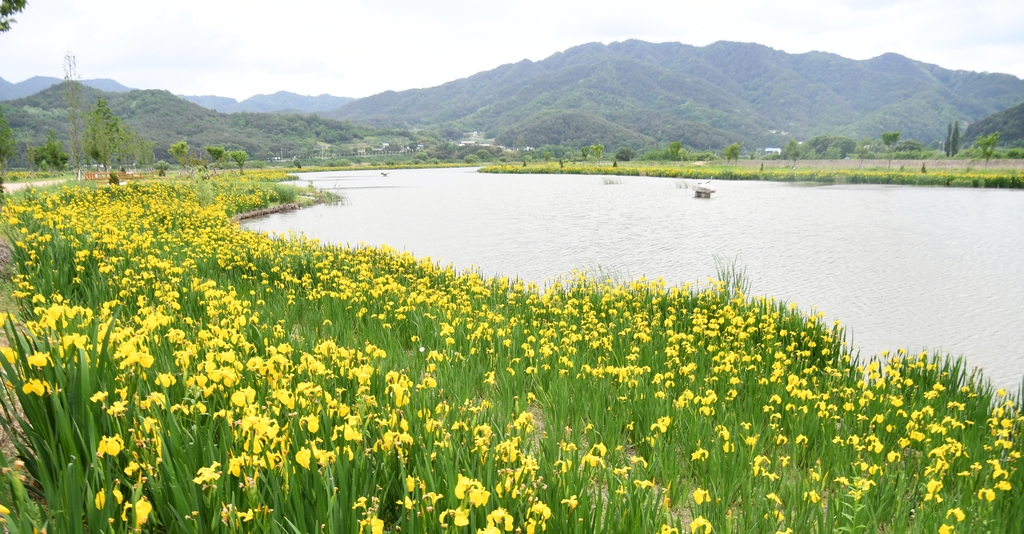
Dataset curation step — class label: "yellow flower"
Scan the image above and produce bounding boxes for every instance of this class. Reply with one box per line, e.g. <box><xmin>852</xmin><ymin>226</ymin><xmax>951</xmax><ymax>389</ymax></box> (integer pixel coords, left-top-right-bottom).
<box><xmin>651</xmin><ymin>416</ymin><xmax>671</xmax><ymax>433</ymax></box>
<box><xmin>26</xmin><ymin>352</ymin><xmax>49</xmax><ymax>367</ymax></box>
<box><xmin>155</xmin><ymin>373</ymin><xmax>176</xmax><ymax>387</ymax></box>
<box><xmin>803</xmin><ymin>490</ymin><xmax>821</xmax><ymax>504</ymax></box>
<box><xmin>487</xmin><ymin>508</ymin><xmax>515</xmax><ymax>531</ymax></box>
<box><xmin>977</xmin><ymin>488</ymin><xmax>995</xmax><ymax>502</ymax></box>
<box><xmin>406</xmin><ymin>475</ymin><xmax>416</xmax><ymax>493</ymax></box>
<box><xmin>690</xmin><ymin>515</ymin><xmax>713</xmax><ymax>534</ymax></box>
<box><xmin>469</xmin><ymin>487</ymin><xmax>490</xmax><ymax>508</ymax></box>
<box><xmin>939</xmin><ymin>524</ymin><xmax>955</xmax><ymax>534</ymax></box>
<box><xmin>95</xmin><ymin>490</ymin><xmax>106</xmax><ymax>510</ymax></box>
<box><xmin>97</xmin><ymin>435</ymin><xmax>124</xmax><ymax>457</ymax></box>
<box><xmin>693</xmin><ymin>488</ymin><xmax>710</xmax><ymax>505</ymax></box>
<box><xmin>561</xmin><ymin>495</ymin><xmax>578</xmax><ymax>510</ymax></box>
<box><xmin>134</xmin><ymin>498</ymin><xmax>153</xmax><ymax>527</ymax></box>
<box><xmin>193</xmin><ymin>462</ymin><xmax>222</xmax><ymax>485</ymax></box>
<box><xmin>21</xmin><ymin>379</ymin><xmax>47</xmax><ymax>396</ymax></box>
<box><xmin>945</xmin><ymin>508</ymin><xmax>965</xmax><ymax>522</ymax></box>
<box><xmin>690</xmin><ymin>448</ymin><xmax>709</xmax><ymax>461</ymax></box>
<box><xmin>295</xmin><ymin>448</ymin><xmax>312</xmax><ymax>470</ymax></box>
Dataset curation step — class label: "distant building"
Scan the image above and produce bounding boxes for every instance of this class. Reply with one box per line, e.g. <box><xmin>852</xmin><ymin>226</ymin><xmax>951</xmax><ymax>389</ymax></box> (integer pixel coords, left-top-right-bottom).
<box><xmin>765</xmin><ymin>147</ymin><xmax>782</xmax><ymax>154</ymax></box>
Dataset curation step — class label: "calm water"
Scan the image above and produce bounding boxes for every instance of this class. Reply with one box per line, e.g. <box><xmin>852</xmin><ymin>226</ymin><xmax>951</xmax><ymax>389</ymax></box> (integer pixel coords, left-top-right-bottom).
<box><xmin>244</xmin><ymin>168</ymin><xmax>1024</xmax><ymax>390</ymax></box>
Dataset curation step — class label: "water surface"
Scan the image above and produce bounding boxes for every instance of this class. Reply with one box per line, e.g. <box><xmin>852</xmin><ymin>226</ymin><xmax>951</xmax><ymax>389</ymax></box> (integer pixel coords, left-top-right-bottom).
<box><xmin>244</xmin><ymin>168</ymin><xmax>1024</xmax><ymax>390</ymax></box>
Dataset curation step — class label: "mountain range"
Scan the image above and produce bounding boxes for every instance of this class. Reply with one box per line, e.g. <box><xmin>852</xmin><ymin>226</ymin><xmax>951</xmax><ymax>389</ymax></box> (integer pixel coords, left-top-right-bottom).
<box><xmin>0</xmin><ymin>76</ymin><xmax>132</xmax><ymax>100</ymax></box>
<box><xmin>4</xmin><ymin>40</ymin><xmax>1024</xmax><ymax>154</ymax></box>
<box><xmin>322</xmin><ymin>40</ymin><xmax>1024</xmax><ymax>149</ymax></box>
<box><xmin>1</xmin><ymin>85</ymin><xmax>418</xmax><ymax>162</ymax></box>
<box><xmin>179</xmin><ymin>92</ymin><xmax>354</xmax><ymax>114</ymax></box>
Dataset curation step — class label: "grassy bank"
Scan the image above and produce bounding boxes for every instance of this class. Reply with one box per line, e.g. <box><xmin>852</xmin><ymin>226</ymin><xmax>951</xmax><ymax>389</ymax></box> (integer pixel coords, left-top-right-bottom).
<box><xmin>0</xmin><ymin>181</ymin><xmax>1019</xmax><ymax>533</ymax></box>
<box><xmin>480</xmin><ymin>163</ymin><xmax>1024</xmax><ymax>189</ymax></box>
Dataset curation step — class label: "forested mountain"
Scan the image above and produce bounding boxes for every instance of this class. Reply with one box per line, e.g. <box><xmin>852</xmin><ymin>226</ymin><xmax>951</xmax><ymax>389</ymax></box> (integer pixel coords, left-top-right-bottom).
<box><xmin>323</xmin><ymin>40</ymin><xmax>1024</xmax><ymax>150</ymax></box>
<box><xmin>965</xmin><ymin>101</ymin><xmax>1024</xmax><ymax>148</ymax></box>
<box><xmin>0</xmin><ymin>76</ymin><xmax>132</xmax><ymax>100</ymax></box>
<box><xmin>1</xmin><ymin>84</ymin><xmax>416</xmax><ymax>162</ymax></box>
<box><xmin>180</xmin><ymin>91</ymin><xmax>354</xmax><ymax>114</ymax></box>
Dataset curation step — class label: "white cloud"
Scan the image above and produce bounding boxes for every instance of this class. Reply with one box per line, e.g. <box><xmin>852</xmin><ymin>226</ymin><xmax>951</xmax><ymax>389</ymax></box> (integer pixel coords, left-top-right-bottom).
<box><xmin>1</xmin><ymin>0</ymin><xmax>1021</xmax><ymax>99</ymax></box>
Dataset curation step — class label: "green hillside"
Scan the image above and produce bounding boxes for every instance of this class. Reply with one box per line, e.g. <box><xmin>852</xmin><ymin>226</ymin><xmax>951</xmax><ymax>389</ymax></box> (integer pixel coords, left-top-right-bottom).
<box><xmin>1</xmin><ymin>84</ymin><xmax>420</xmax><ymax>163</ymax></box>
<box><xmin>324</xmin><ymin>40</ymin><xmax>1024</xmax><ymax>150</ymax></box>
<box><xmin>965</xmin><ymin>101</ymin><xmax>1024</xmax><ymax>147</ymax></box>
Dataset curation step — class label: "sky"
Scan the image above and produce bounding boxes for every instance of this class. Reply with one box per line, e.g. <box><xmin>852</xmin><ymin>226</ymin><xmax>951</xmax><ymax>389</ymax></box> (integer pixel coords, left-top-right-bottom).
<box><xmin>2</xmin><ymin>0</ymin><xmax>1023</xmax><ymax>101</ymax></box>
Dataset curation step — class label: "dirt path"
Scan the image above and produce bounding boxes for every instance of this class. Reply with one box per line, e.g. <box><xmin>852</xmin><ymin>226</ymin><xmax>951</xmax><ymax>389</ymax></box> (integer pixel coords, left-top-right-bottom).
<box><xmin>5</xmin><ymin>179</ymin><xmax>73</xmax><ymax>192</ymax></box>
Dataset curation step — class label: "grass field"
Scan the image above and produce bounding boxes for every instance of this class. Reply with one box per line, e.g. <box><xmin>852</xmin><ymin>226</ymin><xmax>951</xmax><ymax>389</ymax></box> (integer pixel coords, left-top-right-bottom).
<box><xmin>480</xmin><ymin>162</ymin><xmax>1024</xmax><ymax>189</ymax></box>
<box><xmin>0</xmin><ymin>178</ymin><xmax>1019</xmax><ymax>533</ymax></box>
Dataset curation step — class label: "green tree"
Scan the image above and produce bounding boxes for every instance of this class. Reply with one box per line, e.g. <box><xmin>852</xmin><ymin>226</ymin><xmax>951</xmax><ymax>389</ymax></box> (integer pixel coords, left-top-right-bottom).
<box><xmin>668</xmin><ymin>141</ymin><xmax>683</xmax><ymax>161</ymax></box>
<box><xmin>229</xmin><ymin>150</ymin><xmax>249</xmax><ymax>174</ymax></box>
<box><xmin>975</xmin><ymin>132</ymin><xmax>1000</xmax><ymax>168</ymax></box>
<box><xmin>951</xmin><ymin>121</ymin><xmax>961</xmax><ymax>157</ymax></box>
<box><xmin>580</xmin><ymin>146</ymin><xmax>590</xmax><ymax>160</ymax></box>
<box><xmin>782</xmin><ymin>139</ymin><xmax>800</xmax><ymax>168</ymax></box>
<box><xmin>40</xmin><ymin>130</ymin><xmax>69</xmax><ymax>175</ymax></box>
<box><xmin>723</xmin><ymin>143</ymin><xmax>741</xmax><ymax>164</ymax></box>
<box><xmin>945</xmin><ymin>122</ymin><xmax>953</xmax><ymax>157</ymax></box>
<box><xmin>0</xmin><ymin>106</ymin><xmax>16</xmax><ymax>190</ymax></box>
<box><xmin>169</xmin><ymin>141</ymin><xmax>190</xmax><ymax>175</ymax></box>
<box><xmin>591</xmin><ymin>144</ymin><xmax>604</xmax><ymax>161</ymax></box>
<box><xmin>615</xmin><ymin>147</ymin><xmax>635</xmax><ymax>162</ymax></box>
<box><xmin>84</xmin><ymin>97</ymin><xmax>120</xmax><ymax>171</ymax></box>
<box><xmin>0</xmin><ymin>0</ymin><xmax>27</xmax><ymax>32</ymax></box>
<box><xmin>205</xmin><ymin>146</ymin><xmax>227</xmax><ymax>174</ymax></box>
<box><xmin>881</xmin><ymin>131</ymin><xmax>900</xmax><ymax>168</ymax></box>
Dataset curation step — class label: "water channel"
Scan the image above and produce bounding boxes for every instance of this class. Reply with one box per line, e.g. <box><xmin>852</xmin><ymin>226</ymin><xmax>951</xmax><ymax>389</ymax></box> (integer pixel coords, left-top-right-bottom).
<box><xmin>243</xmin><ymin>167</ymin><xmax>1024</xmax><ymax>390</ymax></box>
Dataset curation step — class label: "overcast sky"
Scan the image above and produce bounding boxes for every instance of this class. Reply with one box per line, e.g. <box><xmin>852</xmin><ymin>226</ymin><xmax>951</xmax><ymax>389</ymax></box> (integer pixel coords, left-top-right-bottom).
<box><xmin>2</xmin><ymin>0</ymin><xmax>1023</xmax><ymax>100</ymax></box>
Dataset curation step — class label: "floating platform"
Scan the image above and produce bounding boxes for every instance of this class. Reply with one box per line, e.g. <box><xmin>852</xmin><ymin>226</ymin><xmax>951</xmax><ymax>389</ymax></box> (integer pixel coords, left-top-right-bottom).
<box><xmin>693</xmin><ymin>184</ymin><xmax>715</xmax><ymax>198</ymax></box>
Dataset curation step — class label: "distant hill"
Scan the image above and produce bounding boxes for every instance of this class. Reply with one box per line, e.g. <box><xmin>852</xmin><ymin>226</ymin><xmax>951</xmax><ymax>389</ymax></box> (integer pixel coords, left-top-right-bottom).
<box><xmin>323</xmin><ymin>40</ymin><xmax>1024</xmax><ymax>150</ymax></box>
<box><xmin>0</xmin><ymin>76</ymin><xmax>132</xmax><ymax>101</ymax></box>
<box><xmin>180</xmin><ymin>91</ymin><xmax>354</xmax><ymax>114</ymax></box>
<box><xmin>964</xmin><ymin>101</ymin><xmax>1024</xmax><ymax>148</ymax></box>
<box><xmin>1</xmin><ymin>84</ymin><xmax>417</xmax><ymax>162</ymax></box>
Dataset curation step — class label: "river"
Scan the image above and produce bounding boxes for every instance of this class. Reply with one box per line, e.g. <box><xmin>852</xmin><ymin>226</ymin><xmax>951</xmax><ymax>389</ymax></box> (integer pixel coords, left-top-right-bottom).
<box><xmin>243</xmin><ymin>167</ymin><xmax>1024</xmax><ymax>391</ymax></box>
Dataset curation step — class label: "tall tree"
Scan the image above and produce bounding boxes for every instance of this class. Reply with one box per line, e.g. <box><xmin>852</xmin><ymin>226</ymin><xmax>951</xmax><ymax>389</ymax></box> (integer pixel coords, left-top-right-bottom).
<box><xmin>40</xmin><ymin>130</ymin><xmax>69</xmax><ymax>175</ymax></box>
<box><xmin>85</xmin><ymin>97</ymin><xmax>120</xmax><ymax>171</ymax></box>
<box><xmin>723</xmin><ymin>142</ymin><xmax>741</xmax><ymax>164</ymax></box>
<box><xmin>0</xmin><ymin>106</ymin><xmax>16</xmax><ymax>193</ymax></box>
<box><xmin>881</xmin><ymin>131</ymin><xmax>900</xmax><ymax>169</ymax></box>
<box><xmin>229</xmin><ymin>150</ymin><xmax>248</xmax><ymax>174</ymax></box>
<box><xmin>975</xmin><ymin>132</ymin><xmax>1000</xmax><ymax>168</ymax></box>
<box><xmin>951</xmin><ymin>121</ymin><xmax>961</xmax><ymax>157</ymax></box>
<box><xmin>591</xmin><ymin>144</ymin><xmax>604</xmax><ymax>161</ymax></box>
<box><xmin>945</xmin><ymin>122</ymin><xmax>953</xmax><ymax>157</ymax></box>
<box><xmin>0</xmin><ymin>0</ymin><xmax>27</xmax><ymax>32</ymax></box>
<box><xmin>782</xmin><ymin>139</ymin><xmax>800</xmax><ymax>168</ymax></box>
<box><xmin>205</xmin><ymin>146</ymin><xmax>226</xmax><ymax>175</ymax></box>
<box><xmin>580</xmin><ymin>146</ymin><xmax>590</xmax><ymax>160</ymax></box>
<box><xmin>169</xmin><ymin>141</ymin><xmax>190</xmax><ymax>176</ymax></box>
<box><xmin>63</xmin><ymin>52</ymin><xmax>86</xmax><ymax>180</ymax></box>
<box><xmin>668</xmin><ymin>141</ymin><xmax>683</xmax><ymax>161</ymax></box>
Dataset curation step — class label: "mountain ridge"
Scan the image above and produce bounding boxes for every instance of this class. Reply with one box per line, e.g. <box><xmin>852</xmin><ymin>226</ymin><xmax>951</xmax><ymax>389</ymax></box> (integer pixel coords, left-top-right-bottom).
<box><xmin>323</xmin><ymin>40</ymin><xmax>1024</xmax><ymax>149</ymax></box>
<box><xmin>179</xmin><ymin>91</ymin><xmax>354</xmax><ymax>114</ymax></box>
<box><xmin>0</xmin><ymin>75</ymin><xmax>132</xmax><ymax>100</ymax></box>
